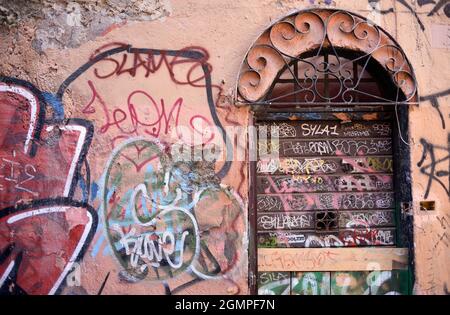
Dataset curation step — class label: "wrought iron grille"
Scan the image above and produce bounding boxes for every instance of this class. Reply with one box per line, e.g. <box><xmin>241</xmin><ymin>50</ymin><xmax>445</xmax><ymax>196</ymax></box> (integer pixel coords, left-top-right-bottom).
<box><xmin>236</xmin><ymin>9</ymin><xmax>418</xmax><ymax>107</ymax></box>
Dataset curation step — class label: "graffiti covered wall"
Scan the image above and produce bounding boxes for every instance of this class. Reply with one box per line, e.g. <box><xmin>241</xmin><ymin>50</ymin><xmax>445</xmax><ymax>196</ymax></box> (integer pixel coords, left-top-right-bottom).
<box><xmin>0</xmin><ymin>0</ymin><xmax>449</xmax><ymax>295</ymax></box>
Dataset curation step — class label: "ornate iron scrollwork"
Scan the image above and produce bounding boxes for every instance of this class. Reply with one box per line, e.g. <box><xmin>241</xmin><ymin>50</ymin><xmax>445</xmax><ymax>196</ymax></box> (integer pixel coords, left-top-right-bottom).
<box><xmin>236</xmin><ymin>9</ymin><xmax>418</xmax><ymax>106</ymax></box>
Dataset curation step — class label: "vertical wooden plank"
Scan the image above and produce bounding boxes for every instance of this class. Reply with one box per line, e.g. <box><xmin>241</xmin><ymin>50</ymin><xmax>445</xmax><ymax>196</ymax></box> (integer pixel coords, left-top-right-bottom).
<box><xmin>368</xmin><ymin>270</ymin><xmax>409</xmax><ymax>295</ymax></box>
<box><xmin>331</xmin><ymin>271</ymin><xmax>370</xmax><ymax>295</ymax></box>
<box><xmin>257</xmin><ymin>272</ymin><xmax>291</xmax><ymax>295</ymax></box>
<box><xmin>291</xmin><ymin>272</ymin><xmax>331</xmax><ymax>295</ymax></box>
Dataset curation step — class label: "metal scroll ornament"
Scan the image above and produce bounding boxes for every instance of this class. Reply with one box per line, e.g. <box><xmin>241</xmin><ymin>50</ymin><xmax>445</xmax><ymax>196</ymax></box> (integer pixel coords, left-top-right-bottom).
<box><xmin>236</xmin><ymin>9</ymin><xmax>418</xmax><ymax>106</ymax></box>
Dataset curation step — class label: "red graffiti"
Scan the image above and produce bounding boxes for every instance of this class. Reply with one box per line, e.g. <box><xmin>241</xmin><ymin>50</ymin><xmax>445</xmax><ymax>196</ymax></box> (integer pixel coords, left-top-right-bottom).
<box><xmin>89</xmin><ymin>43</ymin><xmax>228</xmax><ymax>119</ymax></box>
<box><xmin>82</xmin><ymin>80</ymin><xmax>215</xmax><ymax>146</ymax></box>
<box><xmin>0</xmin><ymin>202</ymin><xmax>94</xmax><ymax>295</ymax></box>
<box><xmin>0</xmin><ymin>81</ymin><xmax>96</xmax><ymax>295</ymax></box>
<box><xmin>0</xmin><ymin>84</ymin><xmax>85</xmax><ymax>206</ymax></box>
<box><xmin>90</xmin><ymin>43</ymin><xmax>216</xmax><ymax>89</ymax></box>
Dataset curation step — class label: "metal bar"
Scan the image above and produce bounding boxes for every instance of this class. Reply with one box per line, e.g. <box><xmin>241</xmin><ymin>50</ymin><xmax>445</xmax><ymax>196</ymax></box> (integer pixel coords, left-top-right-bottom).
<box><xmin>353</xmin><ymin>61</ymin><xmax>360</xmax><ymax>103</ymax></box>
<box><xmin>324</xmin><ymin>53</ymin><xmax>330</xmax><ymax>101</ymax></box>
<box><xmin>275</xmin><ymin>78</ymin><xmax>377</xmax><ymax>84</ymax></box>
<box><xmin>237</xmin><ymin>102</ymin><xmax>419</xmax><ymax>106</ymax></box>
<box><xmin>248</xmin><ymin>112</ymin><xmax>258</xmax><ymax>295</ymax></box>
<box><xmin>294</xmin><ymin>61</ymin><xmax>299</xmax><ymax>105</ymax></box>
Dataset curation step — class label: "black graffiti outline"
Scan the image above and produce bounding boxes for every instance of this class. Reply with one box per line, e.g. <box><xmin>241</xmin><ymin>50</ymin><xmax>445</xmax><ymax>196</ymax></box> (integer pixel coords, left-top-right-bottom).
<box><xmin>427</xmin><ymin>0</ymin><xmax>450</xmax><ymax>16</ymax></box>
<box><xmin>369</xmin><ymin>0</ymin><xmax>450</xmax><ymax>31</ymax></box>
<box><xmin>417</xmin><ymin>134</ymin><xmax>450</xmax><ymax>199</ymax></box>
<box><xmin>55</xmin><ymin>45</ymin><xmax>232</xmax><ymax>179</ymax></box>
<box><xmin>0</xmin><ymin>77</ymin><xmax>98</xmax><ymax>295</ymax></box>
<box><xmin>0</xmin><ymin>76</ymin><xmax>47</xmax><ymax>158</ymax></box>
<box><xmin>0</xmin><ymin>76</ymin><xmax>95</xmax><ymax>201</ymax></box>
<box><xmin>0</xmin><ymin>251</ymin><xmax>25</xmax><ymax>295</ymax></box>
<box><xmin>3</xmin><ymin>46</ymin><xmax>248</xmax><ymax>295</ymax></box>
<box><xmin>369</xmin><ymin>0</ymin><xmax>425</xmax><ymax>31</ymax></box>
<box><xmin>96</xmin><ymin>271</ymin><xmax>111</xmax><ymax>295</ymax></box>
<box><xmin>0</xmin><ymin>198</ymin><xmax>98</xmax><ymax>295</ymax></box>
<box><xmin>420</xmin><ymin>88</ymin><xmax>450</xmax><ymax>130</ymax></box>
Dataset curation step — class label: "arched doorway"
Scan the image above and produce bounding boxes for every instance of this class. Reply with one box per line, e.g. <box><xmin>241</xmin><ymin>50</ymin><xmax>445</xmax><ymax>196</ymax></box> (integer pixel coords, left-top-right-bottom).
<box><xmin>236</xmin><ymin>9</ymin><xmax>418</xmax><ymax>295</ymax></box>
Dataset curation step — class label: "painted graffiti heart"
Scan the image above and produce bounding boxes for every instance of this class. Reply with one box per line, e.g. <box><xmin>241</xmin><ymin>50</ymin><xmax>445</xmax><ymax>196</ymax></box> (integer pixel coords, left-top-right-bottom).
<box><xmin>101</xmin><ymin>138</ymin><xmax>200</xmax><ymax>281</ymax></box>
<box><xmin>100</xmin><ymin>137</ymin><xmax>245</xmax><ymax>283</ymax></box>
<box><xmin>111</xmin><ymin>136</ymin><xmax>165</xmax><ymax>173</ymax></box>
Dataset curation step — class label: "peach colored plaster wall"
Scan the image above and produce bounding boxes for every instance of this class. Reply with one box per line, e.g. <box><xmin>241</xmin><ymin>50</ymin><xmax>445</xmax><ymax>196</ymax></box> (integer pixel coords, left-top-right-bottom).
<box><xmin>0</xmin><ymin>0</ymin><xmax>449</xmax><ymax>295</ymax></box>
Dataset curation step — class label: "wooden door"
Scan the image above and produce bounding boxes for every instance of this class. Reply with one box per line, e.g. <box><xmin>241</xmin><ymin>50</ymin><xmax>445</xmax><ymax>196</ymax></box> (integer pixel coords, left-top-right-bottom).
<box><xmin>255</xmin><ymin>113</ymin><xmax>410</xmax><ymax>295</ymax></box>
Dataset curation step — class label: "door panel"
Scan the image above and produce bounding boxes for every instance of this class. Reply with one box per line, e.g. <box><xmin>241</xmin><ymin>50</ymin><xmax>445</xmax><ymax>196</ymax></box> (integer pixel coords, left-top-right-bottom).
<box><xmin>255</xmin><ymin>117</ymin><xmax>406</xmax><ymax>294</ymax></box>
<box><xmin>256</xmin><ymin>119</ymin><xmax>396</xmax><ymax>248</ymax></box>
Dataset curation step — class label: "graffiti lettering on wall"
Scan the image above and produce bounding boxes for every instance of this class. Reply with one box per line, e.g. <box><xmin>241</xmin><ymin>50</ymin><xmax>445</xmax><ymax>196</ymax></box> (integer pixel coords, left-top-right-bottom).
<box><xmin>257</xmin><ymin>174</ymin><xmax>393</xmax><ymax>194</ymax></box>
<box><xmin>414</xmin><ymin>82</ymin><xmax>450</xmax><ymax>294</ymax></box>
<box><xmin>417</xmin><ymin>133</ymin><xmax>450</xmax><ymax>199</ymax></box>
<box><xmin>258</xmin><ymin>249</ymin><xmax>339</xmax><ymax>271</ymax></box>
<box><xmin>258</xmin><ymin>228</ymin><xmax>396</xmax><ymax>248</ymax></box>
<box><xmin>256</xmin><ymin>192</ymin><xmax>394</xmax><ymax>212</ymax></box>
<box><xmin>420</xmin><ymin>88</ymin><xmax>450</xmax><ymax>129</ymax></box>
<box><xmin>0</xmin><ymin>43</ymin><xmax>246</xmax><ymax>295</ymax></box>
<box><xmin>433</xmin><ymin>214</ymin><xmax>450</xmax><ymax>250</ymax></box>
<box><xmin>257</xmin><ymin>157</ymin><xmax>394</xmax><ymax>175</ymax></box>
<box><xmin>69</xmin><ymin>45</ymin><xmax>244</xmax><ymax>294</ymax></box>
<box><xmin>101</xmin><ymin>138</ymin><xmax>244</xmax><ymax>284</ymax></box>
<box><xmin>58</xmin><ymin>43</ymin><xmax>233</xmax><ymax>178</ymax></box>
<box><xmin>368</xmin><ymin>0</ymin><xmax>450</xmax><ymax>31</ymax></box>
<box><xmin>0</xmin><ymin>77</ymin><xmax>97</xmax><ymax>294</ymax></box>
<box><xmin>74</xmin><ymin>46</ymin><xmax>219</xmax><ymax>146</ymax></box>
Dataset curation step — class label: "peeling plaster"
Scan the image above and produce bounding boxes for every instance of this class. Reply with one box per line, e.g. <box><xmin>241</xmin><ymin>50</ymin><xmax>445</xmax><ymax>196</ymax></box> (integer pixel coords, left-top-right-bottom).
<box><xmin>0</xmin><ymin>0</ymin><xmax>172</xmax><ymax>52</ymax></box>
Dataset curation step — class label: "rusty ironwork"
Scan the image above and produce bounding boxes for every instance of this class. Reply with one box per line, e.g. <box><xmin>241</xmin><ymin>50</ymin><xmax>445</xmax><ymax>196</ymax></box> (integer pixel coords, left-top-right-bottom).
<box><xmin>236</xmin><ymin>9</ymin><xmax>418</xmax><ymax>107</ymax></box>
